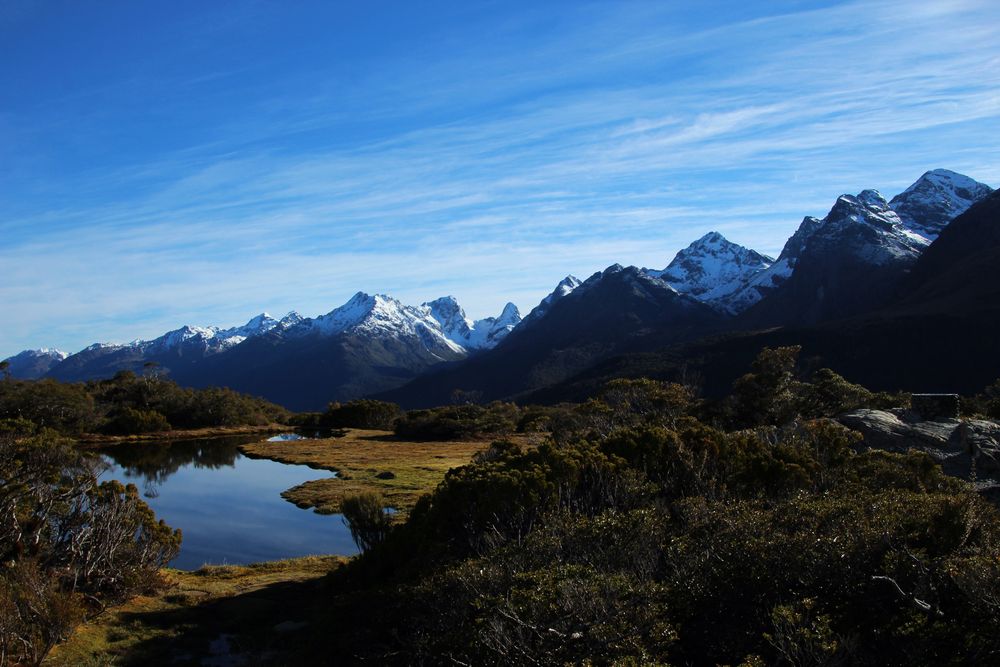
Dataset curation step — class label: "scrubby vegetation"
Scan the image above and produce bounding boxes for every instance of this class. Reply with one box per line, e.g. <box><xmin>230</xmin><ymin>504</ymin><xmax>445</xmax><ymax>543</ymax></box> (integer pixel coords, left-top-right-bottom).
<box><xmin>393</xmin><ymin>401</ymin><xmax>521</xmax><ymax>440</ymax></box>
<box><xmin>0</xmin><ymin>420</ymin><xmax>180</xmax><ymax>665</ymax></box>
<box><xmin>320</xmin><ymin>399</ymin><xmax>401</xmax><ymax>430</ymax></box>
<box><xmin>297</xmin><ymin>348</ymin><xmax>1000</xmax><ymax>665</ymax></box>
<box><xmin>0</xmin><ymin>371</ymin><xmax>290</xmax><ymax>436</ymax></box>
<box><xmin>16</xmin><ymin>346</ymin><xmax>1000</xmax><ymax>664</ymax></box>
<box><xmin>961</xmin><ymin>378</ymin><xmax>1000</xmax><ymax>419</ymax></box>
<box><xmin>340</xmin><ymin>492</ymin><xmax>393</xmax><ymax>552</ymax></box>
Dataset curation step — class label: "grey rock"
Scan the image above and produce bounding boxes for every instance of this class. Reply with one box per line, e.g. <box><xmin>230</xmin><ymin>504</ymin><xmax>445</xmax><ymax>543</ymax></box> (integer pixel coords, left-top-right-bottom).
<box><xmin>838</xmin><ymin>408</ymin><xmax>1000</xmax><ymax>488</ymax></box>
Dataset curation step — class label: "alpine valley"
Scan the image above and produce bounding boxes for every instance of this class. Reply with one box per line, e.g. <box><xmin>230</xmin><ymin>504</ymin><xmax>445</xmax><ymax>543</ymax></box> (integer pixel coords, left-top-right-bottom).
<box><xmin>7</xmin><ymin>169</ymin><xmax>997</xmax><ymax>411</ymax></box>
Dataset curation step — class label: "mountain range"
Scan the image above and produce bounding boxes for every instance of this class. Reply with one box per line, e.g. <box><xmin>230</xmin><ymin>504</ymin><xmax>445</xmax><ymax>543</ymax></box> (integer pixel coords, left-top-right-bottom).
<box><xmin>6</xmin><ymin>169</ymin><xmax>996</xmax><ymax>410</ymax></box>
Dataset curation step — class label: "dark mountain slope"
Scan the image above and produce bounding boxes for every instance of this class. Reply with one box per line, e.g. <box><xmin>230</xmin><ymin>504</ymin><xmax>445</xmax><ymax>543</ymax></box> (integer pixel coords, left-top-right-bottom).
<box><xmin>1</xmin><ymin>349</ymin><xmax>68</xmax><ymax>380</ymax></box>
<box><xmin>187</xmin><ymin>327</ymin><xmax>461</xmax><ymax>412</ymax></box>
<box><xmin>531</xmin><ymin>192</ymin><xmax>1000</xmax><ymax>402</ymax></box>
<box><xmin>378</xmin><ymin>265</ymin><xmax>728</xmax><ymax>408</ymax></box>
<box><xmin>890</xmin><ymin>189</ymin><xmax>1000</xmax><ymax>313</ymax></box>
<box><xmin>737</xmin><ymin>190</ymin><xmax>926</xmax><ymax>329</ymax></box>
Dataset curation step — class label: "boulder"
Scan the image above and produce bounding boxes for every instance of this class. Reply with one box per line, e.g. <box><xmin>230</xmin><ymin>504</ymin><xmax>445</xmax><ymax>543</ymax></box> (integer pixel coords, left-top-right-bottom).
<box><xmin>838</xmin><ymin>408</ymin><xmax>1000</xmax><ymax>488</ymax></box>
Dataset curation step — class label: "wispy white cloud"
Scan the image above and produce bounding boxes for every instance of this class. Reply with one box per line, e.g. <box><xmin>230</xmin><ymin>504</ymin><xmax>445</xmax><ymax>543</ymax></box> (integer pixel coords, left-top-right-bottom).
<box><xmin>2</xmin><ymin>0</ymin><xmax>999</xmax><ymax>356</ymax></box>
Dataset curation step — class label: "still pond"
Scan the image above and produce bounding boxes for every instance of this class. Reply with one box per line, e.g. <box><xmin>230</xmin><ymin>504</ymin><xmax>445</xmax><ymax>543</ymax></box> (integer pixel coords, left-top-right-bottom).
<box><xmin>99</xmin><ymin>434</ymin><xmax>358</xmax><ymax>570</ymax></box>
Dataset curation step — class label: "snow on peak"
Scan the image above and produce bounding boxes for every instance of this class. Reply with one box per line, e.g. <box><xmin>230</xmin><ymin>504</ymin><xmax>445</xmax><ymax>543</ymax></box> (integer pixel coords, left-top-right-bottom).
<box><xmin>890</xmin><ymin>169</ymin><xmax>994</xmax><ymax>241</ymax></box>
<box><xmin>293</xmin><ymin>291</ymin><xmax>472</xmax><ymax>356</ymax></box>
<box><xmin>466</xmin><ymin>302</ymin><xmax>522</xmax><ymax>349</ymax></box>
<box><xmin>644</xmin><ymin>231</ymin><xmax>773</xmax><ymax>312</ymax></box>
<box><xmin>423</xmin><ymin>296</ymin><xmax>472</xmax><ymax>341</ymax></box>
<box><xmin>210</xmin><ymin>312</ymin><xmax>290</xmax><ymax>348</ymax></box>
<box><xmin>521</xmin><ymin>275</ymin><xmax>582</xmax><ymax>324</ymax></box>
<box><xmin>242</xmin><ymin>312</ymin><xmax>277</xmax><ymax>331</ymax></box>
<box><xmin>421</xmin><ymin>296</ymin><xmax>521</xmax><ymax>350</ymax></box>
<box><xmin>2</xmin><ymin>348</ymin><xmax>68</xmax><ymax>363</ymax></box>
<box><xmin>1</xmin><ymin>348</ymin><xmax>70</xmax><ymax>379</ymax></box>
<box><xmin>725</xmin><ymin>184</ymin><xmax>932</xmax><ymax>314</ymax></box>
<box><xmin>312</xmin><ymin>292</ymin><xmax>394</xmax><ymax>335</ymax></box>
<box><xmin>855</xmin><ymin>189</ymin><xmax>889</xmax><ymax>209</ymax></box>
<box><xmin>551</xmin><ymin>276</ymin><xmax>582</xmax><ymax>299</ymax></box>
<box><xmin>495</xmin><ymin>302</ymin><xmax>521</xmax><ymax>327</ymax></box>
<box><xmin>34</xmin><ymin>348</ymin><xmax>69</xmax><ymax>360</ymax></box>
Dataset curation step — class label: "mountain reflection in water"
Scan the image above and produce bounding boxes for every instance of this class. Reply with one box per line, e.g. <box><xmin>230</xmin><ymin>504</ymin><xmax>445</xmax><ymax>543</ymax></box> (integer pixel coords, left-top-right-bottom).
<box><xmin>98</xmin><ymin>435</ymin><xmax>357</xmax><ymax>569</ymax></box>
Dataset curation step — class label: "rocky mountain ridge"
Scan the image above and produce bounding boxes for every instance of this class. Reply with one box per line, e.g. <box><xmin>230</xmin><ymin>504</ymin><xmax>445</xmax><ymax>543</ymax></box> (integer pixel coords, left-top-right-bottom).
<box><xmin>6</xmin><ymin>168</ymin><xmax>995</xmax><ymax>408</ymax></box>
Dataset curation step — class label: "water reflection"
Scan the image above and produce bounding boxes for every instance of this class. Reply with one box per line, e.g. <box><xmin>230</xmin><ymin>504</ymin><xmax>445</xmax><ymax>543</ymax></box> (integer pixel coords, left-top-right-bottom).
<box><xmin>101</xmin><ymin>434</ymin><xmax>252</xmax><ymax>500</ymax></box>
<box><xmin>99</xmin><ymin>435</ymin><xmax>357</xmax><ymax>569</ymax></box>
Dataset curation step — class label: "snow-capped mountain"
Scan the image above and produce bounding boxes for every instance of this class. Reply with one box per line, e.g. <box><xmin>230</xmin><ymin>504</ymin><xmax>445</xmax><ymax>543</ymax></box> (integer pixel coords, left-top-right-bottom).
<box><xmin>520</xmin><ymin>276</ymin><xmax>582</xmax><ymax>326</ymax></box>
<box><xmin>1</xmin><ymin>348</ymin><xmax>69</xmax><ymax>380</ymax></box>
<box><xmin>143</xmin><ymin>311</ymin><xmax>302</xmax><ymax>355</ymax></box>
<box><xmin>421</xmin><ymin>297</ymin><xmax>521</xmax><ymax>350</ymax></box>
<box><xmin>728</xmin><ymin>188</ymin><xmax>928</xmax><ymax>316</ymax></box>
<box><xmin>39</xmin><ymin>292</ymin><xmax>520</xmax><ymax>409</ymax></box>
<box><xmin>188</xmin><ymin>292</ymin><xmax>495</xmax><ymax>410</ymax></box>
<box><xmin>265</xmin><ymin>292</ymin><xmax>520</xmax><ymax>355</ymax></box>
<box><xmin>801</xmin><ymin>189</ymin><xmax>929</xmax><ymax>262</ymax></box>
<box><xmin>736</xmin><ymin>189</ymin><xmax>931</xmax><ymax>327</ymax></box>
<box><xmin>644</xmin><ymin>232</ymin><xmax>773</xmax><ymax>314</ymax></box>
<box><xmin>294</xmin><ymin>292</ymin><xmax>463</xmax><ymax>357</ymax></box>
<box><xmin>381</xmin><ymin>264</ymin><xmax>727</xmax><ymax>408</ymax></box>
<box><xmin>889</xmin><ymin>169</ymin><xmax>993</xmax><ymax>241</ymax></box>
<box><xmin>14</xmin><ymin>167</ymin><xmax>995</xmax><ymax>409</ymax></box>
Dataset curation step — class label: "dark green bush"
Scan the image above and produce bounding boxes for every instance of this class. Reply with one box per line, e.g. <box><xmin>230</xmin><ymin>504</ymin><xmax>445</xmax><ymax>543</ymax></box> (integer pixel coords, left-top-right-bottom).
<box><xmin>0</xmin><ymin>426</ymin><xmax>180</xmax><ymax>663</ymax></box>
<box><xmin>341</xmin><ymin>492</ymin><xmax>393</xmax><ymax>552</ymax></box>
<box><xmin>394</xmin><ymin>402</ymin><xmax>520</xmax><ymax>440</ymax></box>
<box><xmin>101</xmin><ymin>407</ymin><xmax>171</xmax><ymax>435</ymax></box>
<box><xmin>321</xmin><ymin>399</ymin><xmax>401</xmax><ymax>430</ymax></box>
<box><xmin>0</xmin><ymin>373</ymin><xmax>290</xmax><ymax>436</ymax></box>
<box><xmin>324</xmin><ymin>353</ymin><xmax>1000</xmax><ymax>666</ymax></box>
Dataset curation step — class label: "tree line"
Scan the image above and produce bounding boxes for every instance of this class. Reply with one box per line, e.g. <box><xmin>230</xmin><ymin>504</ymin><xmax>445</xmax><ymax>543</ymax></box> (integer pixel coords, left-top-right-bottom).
<box><xmin>0</xmin><ymin>370</ymin><xmax>290</xmax><ymax>436</ymax></box>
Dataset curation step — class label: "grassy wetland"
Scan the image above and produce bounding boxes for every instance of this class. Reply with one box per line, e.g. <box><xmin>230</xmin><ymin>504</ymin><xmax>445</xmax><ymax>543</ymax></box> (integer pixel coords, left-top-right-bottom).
<box><xmin>8</xmin><ymin>362</ymin><xmax>1000</xmax><ymax>665</ymax></box>
<box><xmin>45</xmin><ymin>557</ymin><xmax>346</xmax><ymax>666</ymax></box>
<box><xmin>241</xmin><ymin>428</ymin><xmax>536</xmax><ymax>517</ymax></box>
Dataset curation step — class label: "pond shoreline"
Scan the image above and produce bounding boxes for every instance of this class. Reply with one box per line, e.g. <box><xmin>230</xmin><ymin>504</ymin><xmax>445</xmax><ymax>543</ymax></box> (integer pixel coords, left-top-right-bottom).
<box><xmin>98</xmin><ymin>435</ymin><xmax>357</xmax><ymax>570</ymax></box>
<box><xmin>239</xmin><ymin>429</ymin><xmax>515</xmax><ymax>517</ymax></box>
<box><xmin>76</xmin><ymin>423</ymin><xmax>290</xmax><ymax>448</ymax></box>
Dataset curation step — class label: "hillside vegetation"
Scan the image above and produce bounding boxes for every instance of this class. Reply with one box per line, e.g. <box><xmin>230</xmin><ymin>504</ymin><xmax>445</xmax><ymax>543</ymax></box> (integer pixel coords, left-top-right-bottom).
<box><xmin>297</xmin><ymin>348</ymin><xmax>1000</xmax><ymax>665</ymax></box>
<box><xmin>0</xmin><ymin>371</ymin><xmax>289</xmax><ymax>437</ymax></box>
<box><xmin>7</xmin><ymin>347</ymin><xmax>1000</xmax><ymax>664</ymax></box>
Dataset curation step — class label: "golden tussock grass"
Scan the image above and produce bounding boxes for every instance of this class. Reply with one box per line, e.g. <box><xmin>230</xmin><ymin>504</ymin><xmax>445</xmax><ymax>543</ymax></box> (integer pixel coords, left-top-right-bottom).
<box><xmin>239</xmin><ymin>428</ymin><xmax>516</xmax><ymax>517</ymax></box>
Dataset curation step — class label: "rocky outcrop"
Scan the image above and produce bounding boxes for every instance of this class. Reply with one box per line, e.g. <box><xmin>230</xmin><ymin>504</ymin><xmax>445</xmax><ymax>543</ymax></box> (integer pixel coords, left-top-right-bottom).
<box><xmin>838</xmin><ymin>408</ymin><xmax>1000</xmax><ymax>493</ymax></box>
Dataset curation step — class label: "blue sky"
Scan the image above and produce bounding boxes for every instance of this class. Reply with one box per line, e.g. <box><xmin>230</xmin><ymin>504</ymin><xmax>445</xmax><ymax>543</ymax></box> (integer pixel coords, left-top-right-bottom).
<box><xmin>2</xmin><ymin>0</ymin><xmax>998</xmax><ymax>357</ymax></box>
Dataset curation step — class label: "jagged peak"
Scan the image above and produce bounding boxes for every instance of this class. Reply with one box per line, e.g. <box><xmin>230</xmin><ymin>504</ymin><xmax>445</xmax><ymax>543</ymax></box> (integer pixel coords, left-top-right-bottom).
<box><xmin>856</xmin><ymin>189</ymin><xmax>890</xmax><ymax>209</ymax></box>
<box><xmin>890</xmin><ymin>169</ymin><xmax>994</xmax><ymax>241</ymax></box>
<box><xmin>555</xmin><ymin>275</ymin><xmax>582</xmax><ymax>291</ymax></box>
<box><xmin>312</xmin><ymin>292</ymin><xmax>402</xmax><ymax>333</ymax></box>
<box><xmin>646</xmin><ymin>231</ymin><xmax>773</xmax><ymax>311</ymax></box>
<box><xmin>693</xmin><ymin>230</ymin><xmax>727</xmax><ymax>245</ymax></box>
<box><xmin>243</xmin><ymin>312</ymin><xmax>274</xmax><ymax>327</ymax></box>
<box><xmin>521</xmin><ymin>274</ymin><xmax>585</xmax><ymax>325</ymax></box>
<box><xmin>425</xmin><ymin>295</ymin><xmax>461</xmax><ymax>307</ymax></box>
<box><xmin>496</xmin><ymin>302</ymin><xmax>521</xmax><ymax>324</ymax></box>
<box><xmin>423</xmin><ymin>295</ymin><xmax>468</xmax><ymax>322</ymax></box>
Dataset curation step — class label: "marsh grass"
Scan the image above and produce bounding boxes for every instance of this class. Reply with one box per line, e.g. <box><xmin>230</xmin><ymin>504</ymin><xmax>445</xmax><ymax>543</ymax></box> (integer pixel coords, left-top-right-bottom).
<box><xmin>240</xmin><ymin>428</ymin><xmax>529</xmax><ymax>517</ymax></box>
<box><xmin>45</xmin><ymin>556</ymin><xmax>344</xmax><ymax>666</ymax></box>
